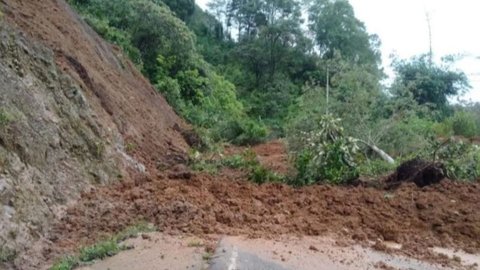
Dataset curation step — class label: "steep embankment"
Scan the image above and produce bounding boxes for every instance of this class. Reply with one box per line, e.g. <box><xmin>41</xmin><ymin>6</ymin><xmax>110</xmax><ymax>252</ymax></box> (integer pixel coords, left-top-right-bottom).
<box><xmin>0</xmin><ymin>0</ymin><xmax>189</xmax><ymax>268</ymax></box>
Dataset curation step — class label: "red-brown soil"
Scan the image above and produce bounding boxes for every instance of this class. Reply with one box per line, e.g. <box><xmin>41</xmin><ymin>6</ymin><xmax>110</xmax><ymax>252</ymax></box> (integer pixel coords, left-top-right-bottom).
<box><xmin>224</xmin><ymin>139</ymin><xmax>291</xmax><ymax>174</ymax></box>
<box><xmin>3</xmin><ymin>1</ymin><xmax>480</xmax><ymax>269</ymax></box>
<box><xmin>44</xmin><ymin>141</ymin><xmax>480</xmax><ymax>267</ymax></box>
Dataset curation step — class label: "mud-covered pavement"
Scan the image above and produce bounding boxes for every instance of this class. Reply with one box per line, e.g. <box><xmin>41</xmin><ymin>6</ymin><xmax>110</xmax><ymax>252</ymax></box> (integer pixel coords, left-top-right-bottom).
<box><xmin>77</xmin><ymin>232</ymin><xmax>480</xmax><ymax>270</ymax></box>
<box><xmin>39</xmin><ymin>141</ymin><xmax>480</xmax><ymax>270</ymax></box>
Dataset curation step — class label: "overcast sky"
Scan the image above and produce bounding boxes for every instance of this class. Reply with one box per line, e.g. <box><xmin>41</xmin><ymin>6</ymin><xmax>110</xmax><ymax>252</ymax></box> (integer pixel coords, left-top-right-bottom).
<box><xmin>197</xmin><ymin>0</ymin><xmax>480</xmax><ymax>102</ymax></box>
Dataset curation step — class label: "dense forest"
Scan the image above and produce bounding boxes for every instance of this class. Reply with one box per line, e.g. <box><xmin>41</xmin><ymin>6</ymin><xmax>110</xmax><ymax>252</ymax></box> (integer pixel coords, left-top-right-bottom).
<box><xmin>68</xmin><ymin>0</ymin><xmax>480</xmax><ymax>184</ymax></box>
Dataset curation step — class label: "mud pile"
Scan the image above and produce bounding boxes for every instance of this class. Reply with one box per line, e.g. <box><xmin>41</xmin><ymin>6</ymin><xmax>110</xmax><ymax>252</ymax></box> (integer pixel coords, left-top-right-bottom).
<box><xmin>386</xmin><ymin>158</ymin><xmax>446</xmax><ymax>188</ymax></box>
<box><xmin>44</xmin><ymin>142</ymin><xmax>480</xmax><ymax>269</ymax></box>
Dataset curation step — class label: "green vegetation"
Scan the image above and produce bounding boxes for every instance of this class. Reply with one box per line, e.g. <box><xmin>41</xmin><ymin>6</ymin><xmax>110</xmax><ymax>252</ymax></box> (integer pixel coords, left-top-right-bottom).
<box><xmin>190</xmin><ymin>149</ymin><xmax>284</xmax><ymax>183</ymax></box>
<box><xmin>67</xmin><ymin>0</ymin><xmax>478</xmax><ymax>184</ymax></box>
<box><xmin>78</xmin><ymin>239</ymin><xmax>125</xmax><ymax>262</ymax></box>
<box><xmin>202</xmin><ymin>252</ymin><xmax>213</xmax><ymax>261</ymax></box>
<box><xmin>451</xmin><ymin>111</ymin><xmax>478</xmax><ymax>138</ymax></box>
<box><xmin>391</xmin><ymin>55</ymin><xmax>470</xmax><ymax>117</ymax></box>
<box><xmin>50</xmin><ymin>223</ymin><xmax>155</xmax><ymax>270</ymax></box>
<box><xmin>0</xmin><ymin>108</ymin><xmax>13</xmax><ymax>128</ymax></box>
<box><xmin>187</xmin><ymin>239</ymin><xmax>204</xmax><ymax>247</ymax></box>
<box><xmin>0</xmin><ymin>246</ymin><xmax>16</xmax><ymax>263</ymax></box>
<box><xmin>68</xmin><ymin>0</ymin><xmax>266</xmax><ymax>145</ymax></box>
<box><xmin>50</xmin><ymin>256</ymin><xmax>78</xmax><ymax>270</ymax></box>
<box><xmin>431</xmin><ymin>139</ymin><xmax>480</xmax><ymax>181</ymax></box>
<box><xmin>288</xmin><ymin>114</ymin><xmax>360</xmax><ymax>185</ymax></box>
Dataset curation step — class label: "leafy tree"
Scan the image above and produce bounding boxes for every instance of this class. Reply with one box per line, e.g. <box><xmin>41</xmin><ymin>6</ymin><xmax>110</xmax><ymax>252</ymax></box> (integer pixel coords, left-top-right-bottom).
<box><xmin>307</xmin><ymin>0</ymin><xmax>381</xmax><ymax>70</ymax></box>
<box><xmin>206</xmin><ymin>0</ymin><xmax>316</xmax><ymax>130</ymax></box>
<box><xmin>150</xmin><ymin>0</ymin><xmax>195</xmax><ymax>21</ymax></box>
<box><xmin>391</xmin><ymin>54</ymin><xmax>470</xmax><ymax>117</ymax></box>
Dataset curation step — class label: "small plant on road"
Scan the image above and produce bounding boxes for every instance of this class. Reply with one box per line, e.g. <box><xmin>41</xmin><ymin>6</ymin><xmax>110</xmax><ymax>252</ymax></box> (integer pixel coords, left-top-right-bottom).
<box><xmin>50</xmin><ymin>222</ymin><xmax>155</xmax><ymax>270</ymax></box>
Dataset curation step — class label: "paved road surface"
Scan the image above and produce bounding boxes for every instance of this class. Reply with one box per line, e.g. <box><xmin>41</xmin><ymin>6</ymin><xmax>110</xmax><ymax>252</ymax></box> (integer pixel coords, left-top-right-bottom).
<box><xmin>78</xmin><ymin>233</ymin><xmax>479</xmax><ymax>270</ymax></box>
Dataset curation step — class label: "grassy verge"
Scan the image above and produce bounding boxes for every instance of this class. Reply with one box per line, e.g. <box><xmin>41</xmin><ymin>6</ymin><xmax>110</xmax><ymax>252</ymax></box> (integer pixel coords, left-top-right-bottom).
<box><xmin>189</xmin><ymin>149</ymin><xmax>284</xmax><ymax>184</ymax></box>
<box><xmin>50</xmin><ymin>222</ymin><xmax>156</xmax><ymax>270</ymax></box>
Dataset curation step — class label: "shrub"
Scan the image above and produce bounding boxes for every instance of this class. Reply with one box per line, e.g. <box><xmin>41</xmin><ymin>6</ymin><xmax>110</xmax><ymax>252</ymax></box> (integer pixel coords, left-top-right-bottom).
<box><xmin>451</xmin><ymin>111</ymin><xmax>477</xmax><ymax>138</ymax></box>
<box><xmin>433</xmin><ymin>139</ymin><xmax>480</xmax><ymax>181</ymax></box>
<box><xmin>377</xmin><ymin>115</ymin><xmax>434</xmax><ymax>156</ymax></box>
<box><xmin>249</xmin><ymin>164</ymin><xmax>284</xmax><ymax>184</ymax></box>
<box><xmin>357</xmin><ymin>158</ymin><xmax>397</xmax><ymax>179</ymax></box>
<box><xmin>290</xmin><ymin>114</ymin><xmax>360</xmax><ymax>186</ymax></box>
<box><xmin>79</xmin><ymin>239</ymin><xmax>122</xmax><ymax>262</ymax></box>
<box><xmin>50</xmin><ymin>256</ymin><xmax>78</xmax><ymax>270</ymax></box>
<box><xmin>230</xmin><ymin>119</ymin><xmax>268</xmax><ymax>145</ymax></box>
<box><xmin>432</xmin><ymin>119</ymin><xmax>453</xmax><ymax>137</ymax></box>
<box><xmin>189</xmin><ymin>149</ymin><xmax>283</xmax><ymax>183</ymax></box>
<box><xmin>49</xmin><ymin>223</ymin><xmax>155</xmax><ymax>270</ymax></box>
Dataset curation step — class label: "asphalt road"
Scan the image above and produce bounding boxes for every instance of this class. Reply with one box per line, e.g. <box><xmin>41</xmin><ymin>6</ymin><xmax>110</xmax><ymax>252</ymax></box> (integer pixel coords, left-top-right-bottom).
<box><xmin>77</xmin><ymin>233</ymin><xmax>478</xmax><ymax>270</ymax></box>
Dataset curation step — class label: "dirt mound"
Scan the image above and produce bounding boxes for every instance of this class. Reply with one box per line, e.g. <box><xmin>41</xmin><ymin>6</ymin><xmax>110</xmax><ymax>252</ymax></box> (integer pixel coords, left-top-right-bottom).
<box><xmin>42</xmin><ymin>142</ymin><xmax>480</xmax><ymax>269</ymax></box>
<box><xmin>387</xmin><ymin>159</ymin><xmax>445</xmax><ymax>188</ymax></box>
<box><xmin>45</xmin><ymin>172</ymin><xmax>480</xmax><ymax>266</ymax></box>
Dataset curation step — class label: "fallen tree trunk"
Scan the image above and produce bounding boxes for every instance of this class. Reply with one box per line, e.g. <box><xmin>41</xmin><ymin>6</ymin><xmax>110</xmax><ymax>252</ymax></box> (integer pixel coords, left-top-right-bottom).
<box><xmin>357</xmin><ymin>139</ymin><xmax>395</xmax><ymax>164</ymax></box>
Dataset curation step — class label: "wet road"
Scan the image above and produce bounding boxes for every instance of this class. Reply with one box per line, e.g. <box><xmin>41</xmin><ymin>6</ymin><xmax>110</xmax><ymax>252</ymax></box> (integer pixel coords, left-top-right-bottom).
<box><xmin>78</xmin><ymin>233</ymin><xmax>479</xmax><ymax>270</ymax></box>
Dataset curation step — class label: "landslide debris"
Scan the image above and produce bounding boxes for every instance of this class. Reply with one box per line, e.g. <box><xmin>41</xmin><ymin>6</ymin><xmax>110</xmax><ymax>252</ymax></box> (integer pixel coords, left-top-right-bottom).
<box><xmin>46</xmin><ymin>142</ymin><xmax>480</xmax><ymax>270</ymax></box>
<box><xmin>386</xmin><ymin>159</ymin><xmax>446</xmax><ymax>189</ymax></box>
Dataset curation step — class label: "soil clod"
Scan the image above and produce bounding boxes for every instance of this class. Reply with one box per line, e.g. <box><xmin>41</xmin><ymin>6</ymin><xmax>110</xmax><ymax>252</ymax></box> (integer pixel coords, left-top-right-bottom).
<box><xmin>387</xmin><ymin>159</ymin><xmax>445</xmax><ymax>189</ymax></box>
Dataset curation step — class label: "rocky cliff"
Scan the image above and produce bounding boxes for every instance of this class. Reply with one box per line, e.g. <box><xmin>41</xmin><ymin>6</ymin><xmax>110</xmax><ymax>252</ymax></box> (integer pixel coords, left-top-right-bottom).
<box><xmin>0</xmin><ymin>0</ymin><xmax>189</xmax><ymax>268</ymax></box>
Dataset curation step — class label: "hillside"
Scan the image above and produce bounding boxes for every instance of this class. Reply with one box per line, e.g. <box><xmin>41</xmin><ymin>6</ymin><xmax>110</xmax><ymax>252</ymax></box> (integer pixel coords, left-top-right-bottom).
<box><xmin>0</xmin><ymin>0</ymin><xmax>190</xmax><ymax>268</ymax></box>
<box><xmin>1</xmin><ymin>0</ymin><xmax>479</xmax><ymax>270</ymax></box>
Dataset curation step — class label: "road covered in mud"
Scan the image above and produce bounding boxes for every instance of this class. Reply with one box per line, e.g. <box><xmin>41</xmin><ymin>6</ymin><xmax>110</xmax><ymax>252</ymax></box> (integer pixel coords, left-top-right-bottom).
<box><xmin>46</xmin><ymin>141</ymin><xmax>480</xmax><ymax>269</ymax></box>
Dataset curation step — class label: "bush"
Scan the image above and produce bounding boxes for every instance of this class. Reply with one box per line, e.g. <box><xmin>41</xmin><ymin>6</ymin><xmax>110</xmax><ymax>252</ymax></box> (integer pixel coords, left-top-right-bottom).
<box><xmin>189</xmin><ymin>149</ymin><xmax>283</xmax><ymax>183</ymax></box>
<box><xmin>79</xmin><ymin>240</ymin><xmax>122</xmax><ymax>262</ymax></box>
<box><xmin>249</xmin><ymin>164</ymin><xmax>283</xmax><ymax>184</ymax></box>
<box><xmin>451</xmin><ymin>111</ymin><xmax>477</xmax><ymax>138</ymax></box>
<box><xmin>357</xmin><ymin>158</ymin><xmax>397</xmax><ymax>179</ymax></box>
<box><xmin>49</xmin><ymin>223</ymin><xmax>155</xmax><ymax>270</ymax></box>
<box><xmin>289</xmin><ymin>114</ymin><xmax>360</xmax><ymax>186</ymax></box>
<box><xmin>229</xmin><ymin>119</ymin><xmax>268</xmax><ymax>145</ymax></box>
<box><xmin>433</xmin><ymin>140</ymin><xmax>480</xmax><ymax>181</ymax></box>
<box><xmin>378</xmin><ymin>115</ymin><xmax>434</xmax><ymax>156</ymax></box>
<box><xmin>50</xmin><ymin>256</ymin><xmax>78</xmax><ymax>270</ymax></box>
<box><xmin>432</xmin><ymin>119</ymin><xmax>453</xmax><ymax>137</ymax></box>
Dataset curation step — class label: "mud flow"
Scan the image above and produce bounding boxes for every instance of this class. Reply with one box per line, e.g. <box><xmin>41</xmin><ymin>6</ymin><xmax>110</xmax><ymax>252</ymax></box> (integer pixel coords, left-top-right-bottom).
<box><xmin>45</xmin><ymin>141</ymin><xmax>480</xmax><ymax>269</ymax></box>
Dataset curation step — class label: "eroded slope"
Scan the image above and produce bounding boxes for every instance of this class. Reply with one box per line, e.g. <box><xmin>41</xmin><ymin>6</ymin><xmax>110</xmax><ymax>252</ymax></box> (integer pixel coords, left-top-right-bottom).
<box><xmin>0</xmin><ymin>0</ymin><xmax>190</xmax><ymax>268</ymax></box>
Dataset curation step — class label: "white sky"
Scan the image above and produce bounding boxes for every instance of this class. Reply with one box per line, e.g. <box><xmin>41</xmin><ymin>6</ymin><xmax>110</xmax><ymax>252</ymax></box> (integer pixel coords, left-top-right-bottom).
<box><xmin>197</xmin><ymin>0</ymin><xmax>480</xmax><ymax>102</ymax></box>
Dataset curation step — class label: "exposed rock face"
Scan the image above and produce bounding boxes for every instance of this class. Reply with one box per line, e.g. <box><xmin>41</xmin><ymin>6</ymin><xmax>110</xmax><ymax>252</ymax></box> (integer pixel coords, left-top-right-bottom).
<box><xmin>0</xmin><ymin>0</ymin><xmax>189</xmax><ymax>267</ymax></box>
<box><xmin>0</xmin><ymin>22</ymin><xmax>122</xmax><ymax>268</ymax></box>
